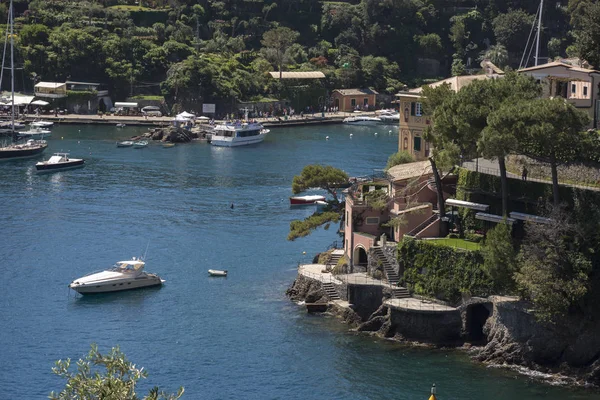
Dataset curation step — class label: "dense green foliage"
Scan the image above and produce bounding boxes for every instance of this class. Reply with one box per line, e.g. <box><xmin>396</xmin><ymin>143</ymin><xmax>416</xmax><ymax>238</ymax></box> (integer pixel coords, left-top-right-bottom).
<box><xmin>384</xmin><ymin>151</ymin><xmax>414</xmax><ymax>171</ymax></box>
<box><xmin>288</xmin><ymin>211</ymin><xmax>340</xmax><ymax>241</ymax></box>
<box><xmin>288</xmin><ymin>164</ymin><xmax>347</xmax><ymax>241</ymax></box>
<box><xmin>514</xmin><ymin>203</ymin><xmax>598</xmax><ymax>322</ymax></box>
<box><xmin>291</xmin><ymin>164</ymin><xmax>348</xmax><ymax>200</ymax></box>
<box><xmin>49</xmin><ymin>344</ymin><xmax>184</xmax><ymax>400</ymax></box>
<box><xmin>5</xmin><ymin>0</ymin><xmax>592</xmax><ymax>114</ymax></box>
<box><xmin>481</xmin><ymin>222</ymin><xmax>516</xmax><ymax>294</ymax></box>
<box><xmin>399</xmin><ymin>237</ymin><xmax>491</xmax><ymax>304</ymax></box>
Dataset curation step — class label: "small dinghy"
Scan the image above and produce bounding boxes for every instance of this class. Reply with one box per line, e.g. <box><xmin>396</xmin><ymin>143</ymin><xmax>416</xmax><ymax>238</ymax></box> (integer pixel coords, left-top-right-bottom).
<box><xmin>117</xmin><ymin>140</ymin><xmax>134</xmax><ymax>147</ymax></box>
<box><xmin>133</xmin><ymin>140</ymin><xmax>148</xmax><ymax>149</ymax></box>
<box><xmin>116</xmin><ymin>123</ymin><xmax>126</xmax><ymax>128</ymax></box>
<box><xmin>208</xmin><ymin>269</ymin><xmax>227</xmax><ymax>277</ymax></box>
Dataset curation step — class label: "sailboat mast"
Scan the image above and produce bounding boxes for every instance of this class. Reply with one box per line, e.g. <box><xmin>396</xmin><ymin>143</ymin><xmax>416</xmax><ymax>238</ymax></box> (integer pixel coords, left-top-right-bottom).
<box><xmin>535</xmin><ymin>0</ymin><xmax>543</xmax><ymax>66</ymax></box>
<box><xmin>9</xmin><ymin>0</ymin><xmax>14</xmax><ymax>129</ymax></box>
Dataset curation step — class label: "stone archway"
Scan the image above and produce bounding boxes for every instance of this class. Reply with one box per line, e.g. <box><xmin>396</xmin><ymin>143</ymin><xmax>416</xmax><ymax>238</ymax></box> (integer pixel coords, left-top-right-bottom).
<box><xmin>464</xmin><ymin>303</ymin><xmax>491</xmax><ymax>343</ymax></box>
<box><xmin>353</xmin><ymin>245</ymin><xmax>368</xmax><ymax>271</ymax></box>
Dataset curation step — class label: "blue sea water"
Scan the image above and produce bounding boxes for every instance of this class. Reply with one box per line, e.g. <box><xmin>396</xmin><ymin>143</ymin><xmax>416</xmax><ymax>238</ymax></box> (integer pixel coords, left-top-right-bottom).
<box><xmin>0</xmin><ymin>123</ymin><xmax>597</xmax><ymax>399</ymax></box>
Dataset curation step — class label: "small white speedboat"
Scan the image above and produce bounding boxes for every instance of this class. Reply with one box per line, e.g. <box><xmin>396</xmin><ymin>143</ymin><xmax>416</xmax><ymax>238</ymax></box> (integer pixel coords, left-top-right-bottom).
<box><xmin>290</xmin><ymin>195</ymin><xmax>326</xmax><ymax>205</ymax></box>
<box><xmin>30</xmin><ymin>120</ymin><xmax>54</xmax><ymax>128</ymax></box>
<box><xmin>208</xmin><ymin>269</ymin><xmax>228</xmax><ymax>277</ymax></box>
<box><xmin>133</xmin><ymin>140</ymin><xmax>148</xmax><ymax>148</ymax></box>
<box><xmin>36</xmin><ymin>153</ymin><xmax>84</xmax><ymax>172</ymax></box>
<box><xmin>69</xmin><ymin>257</ymin><xmax>164</xmax><ymax>294</ymax></box>
<box><xmin>116</xmin><ymin>140</ymin><xmax>134</xmax><ymax>147</ymax></box>
<box><xmin>116</xmin><ymin>123</ymin><xmax>126</xmax><ymax>128</ymax></box>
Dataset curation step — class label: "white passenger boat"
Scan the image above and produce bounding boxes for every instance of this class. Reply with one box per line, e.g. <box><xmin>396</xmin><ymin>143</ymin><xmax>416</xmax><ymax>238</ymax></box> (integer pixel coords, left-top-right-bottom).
<box><xmin>69</xmin><ymin>257</ymin><xmax>164</xmax><ymax>294</ymax></box>
<box><xmin>208</xmin><ymin>269</ymin><xmax>228</xmax><ymax>277</ymax></box>
<box><xmin>210</xmin><ymin>121</ymin><xmax>268</xmax><ymax>147</ymax></box>
<box><xmin>342</xmin><ymin>116</ymin><xmax>382</xmax><ymax>125</ymax></box>
<box><xmin>36</xmin><ymin>152</ymin><xmax>84</xmax><ymax>172</ymax></box>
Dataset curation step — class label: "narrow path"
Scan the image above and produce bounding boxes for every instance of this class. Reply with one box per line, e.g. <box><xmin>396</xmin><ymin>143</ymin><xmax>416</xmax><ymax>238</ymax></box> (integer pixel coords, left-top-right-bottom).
<box><xmin>462</xmin><ymin>158</ymin><xmax>600</xmax><ymax>192</ymax></box>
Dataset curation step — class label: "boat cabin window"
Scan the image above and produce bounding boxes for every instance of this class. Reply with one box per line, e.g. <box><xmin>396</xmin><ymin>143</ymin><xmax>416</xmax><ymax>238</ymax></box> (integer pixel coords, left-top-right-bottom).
<box><xmin>115</xmin><ymin>262</ymin><xmax>142</xmax><ymax>272</ymax></box>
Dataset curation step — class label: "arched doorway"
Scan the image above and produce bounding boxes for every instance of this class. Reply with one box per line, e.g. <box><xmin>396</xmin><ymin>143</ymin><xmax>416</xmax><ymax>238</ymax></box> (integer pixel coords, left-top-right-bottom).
<box><xmin>353</xmin><ymin>246</ymin><xmax>368</xmax><ymax>271</ymax></box>
<box><xmin>98</xmin><ymin>98</ymin><xmax>106</xmax><ymax>113</ymax></box>
<box><xmin>465</xmin><ymin>303</ymin><xmax>491</xmax><ymax>343</ymax></box>
<box><xmin>334</xmin><ymin>98</ymin><xmax>340</xmax><ymax>110</ymax></box>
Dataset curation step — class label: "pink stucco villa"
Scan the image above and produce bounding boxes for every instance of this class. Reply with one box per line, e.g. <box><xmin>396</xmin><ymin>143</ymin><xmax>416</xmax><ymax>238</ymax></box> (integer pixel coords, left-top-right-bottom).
<box><xmin>343</xmin><ymin>161</ymin><xmax>455</xmax><ymax>270</ymax></box>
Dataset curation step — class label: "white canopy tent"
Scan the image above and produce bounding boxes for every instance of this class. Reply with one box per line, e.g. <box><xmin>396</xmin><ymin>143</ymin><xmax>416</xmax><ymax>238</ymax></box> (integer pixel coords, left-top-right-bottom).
<box><xmin>31</xmin><ymin>100</ymin><xmax>50</xmax><ymax>106</ymax></box>
<box><xmin>196</xmin><ymin>116</ymin><xmax>210</xmax><ymax>120</ymax></box>
<box><xmin>176</xmin><ymin>111</ymin><xmax>195</xmax><ymax>119</ymax></box>
<box><xmin>0</xmin><ymin>93</ymin><xmax>35</xmax><ymax>106</ymax></box>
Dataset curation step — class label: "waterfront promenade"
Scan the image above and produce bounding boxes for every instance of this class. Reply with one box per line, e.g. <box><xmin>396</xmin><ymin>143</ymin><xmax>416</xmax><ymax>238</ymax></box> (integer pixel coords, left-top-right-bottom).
<box><xmin>8</xmin><ymin>110</ymin><xmax>380</xmax><ymax>127</ymax></box>
<box><xmin>299</xmin><ymin>263</ymin><xmax>454</xmax><ymax>312</ymax></box>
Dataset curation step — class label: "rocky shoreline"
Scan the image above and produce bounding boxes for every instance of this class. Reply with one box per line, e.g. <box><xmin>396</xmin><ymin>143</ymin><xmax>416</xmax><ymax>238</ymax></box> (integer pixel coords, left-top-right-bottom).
<box><xmin>287</xmin><ymin>273</ymin><xmax>600</xmax><ymax>388</ymax></box>
<box><xmin>130</xmin><ymin>126</ymin><xmax>213</xmax><ymax>143</ymax></box>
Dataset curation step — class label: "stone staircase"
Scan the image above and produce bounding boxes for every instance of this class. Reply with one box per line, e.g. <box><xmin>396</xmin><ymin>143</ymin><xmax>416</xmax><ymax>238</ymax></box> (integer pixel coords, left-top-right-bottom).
<box><xmin>322</xmin><ymin>282</ymin><xmax>340</xmax><ymax>300</ymax></box>
<box><xmin>372</xmin><ymin>247</ymin><xmax>399</xmax><ymax>286</ymax></box>
<box><xmin>406</xmin><ymin>213</ymin><xmax>439</xmax><ymax>238</ymax></box>
<box><xmin>390</xmin><ymin>286</ymin><xmax>410</xmax><ymax>299</ymax></box>
<box><xmin>372</xmin><ymin>247</ymin><xmax>411</xmax><ymax>299</ymax></box>
<box><xmin>326</xmin><ymin>250</ymin><xmax>343</xmax><ymax>270</ymax></box>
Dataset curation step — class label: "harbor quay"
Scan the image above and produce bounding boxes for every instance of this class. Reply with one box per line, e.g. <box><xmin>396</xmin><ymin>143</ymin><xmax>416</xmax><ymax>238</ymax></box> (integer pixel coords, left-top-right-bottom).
<box><xmin>291</xmin><ymin>262</ymin><xmax>517</xmax><ymax>346</ymax></box>
<box><xmin>6</xmin><ymin>111</ymin><xmax>382</xmax><ymax>127</ymax></box>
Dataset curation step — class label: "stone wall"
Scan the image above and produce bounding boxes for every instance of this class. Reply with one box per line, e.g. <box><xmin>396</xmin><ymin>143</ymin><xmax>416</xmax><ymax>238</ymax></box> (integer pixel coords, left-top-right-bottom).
<box><xmin>348</xmin><ymin>284</ymin><xmax>384</xmax><ymax>320</ymax></box>
<box><xmin>389</xmin><ymin>307</ymin><xmax>462</xmax><ymax>344</ymax></box>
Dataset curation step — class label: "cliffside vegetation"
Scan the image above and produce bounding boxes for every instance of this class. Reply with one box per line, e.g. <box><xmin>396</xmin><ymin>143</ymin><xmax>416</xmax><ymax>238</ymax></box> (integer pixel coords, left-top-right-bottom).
<box><xmin>5</xmin><ymin>0</ymin><xmax>599</xmax><ymax>114</ymax></box>
<box><xmin>49</xmin><ymin>344</ymin><xmax>184</xmax><ymax>400</ymax></box>
<box><xmin>288</xmin><ymin>164</ymin><xmax>347</xmax><ymax>241</ymax></box>
<box><xmin>399</xmin><ymin>237</ymin><xmax>491</xmax><ymax>304</ymax></box>
<box><xmin>420</xmin><ymin>167</ymin><xmax>600</xmax><ymax>323</ymax></box>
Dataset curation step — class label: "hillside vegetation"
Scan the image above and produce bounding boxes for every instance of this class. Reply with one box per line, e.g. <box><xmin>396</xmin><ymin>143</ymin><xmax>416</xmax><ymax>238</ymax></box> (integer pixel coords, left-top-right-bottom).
<box><xmin>4</xmin><ymin>0</ymin><xmax>599</xmax><ymax>113</ymax></box>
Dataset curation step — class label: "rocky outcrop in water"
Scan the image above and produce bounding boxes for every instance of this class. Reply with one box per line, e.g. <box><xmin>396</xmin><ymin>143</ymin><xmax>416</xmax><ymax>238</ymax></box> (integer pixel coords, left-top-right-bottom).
<box><xmin>137</xmin><ymin>126</ymin><xmax>211</xmax><ymax>143</ymax></box>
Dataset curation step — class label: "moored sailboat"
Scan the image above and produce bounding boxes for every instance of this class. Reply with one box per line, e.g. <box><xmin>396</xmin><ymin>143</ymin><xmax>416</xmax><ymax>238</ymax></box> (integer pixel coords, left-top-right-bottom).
<box><xmin>0</xmin><ymin>0</ymin><xmax>46</xmax><ymax>160</ymax></box>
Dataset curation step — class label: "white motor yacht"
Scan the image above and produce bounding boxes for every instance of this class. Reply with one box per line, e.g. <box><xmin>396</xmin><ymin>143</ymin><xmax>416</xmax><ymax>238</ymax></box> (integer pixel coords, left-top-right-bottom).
<box><xmin>30</xmin><ymin>120</ymin><xmax>54</xmax><ymax>128</ymax></box>
<box><xmin>18</xmin><ymin>127</ymin><xmax>52</xmax><ymax>139</ymax></box>
<box><xmin>69</xmin><ymin>258</ymin><xmax>164</xmax><ymax>294</ymax></box>
<box><xmin>342</xmin><ymin>116</ymin><xmax>382</xmax><ymax>125</ymax></box>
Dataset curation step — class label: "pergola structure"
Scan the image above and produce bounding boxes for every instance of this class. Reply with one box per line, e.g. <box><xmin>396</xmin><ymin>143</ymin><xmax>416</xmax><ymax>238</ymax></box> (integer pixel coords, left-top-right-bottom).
<box><xmin>509</xmin><ymin>211</ymin><xmax>553</xmax><ymax>224</ymax></box>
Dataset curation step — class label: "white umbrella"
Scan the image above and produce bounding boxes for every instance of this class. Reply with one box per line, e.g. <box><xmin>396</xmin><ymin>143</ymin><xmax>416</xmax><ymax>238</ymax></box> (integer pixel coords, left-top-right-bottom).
<box><xmin>196</xmin><ymin>116</ymin><xmax>210</xmax><ymax>120</ymax></box>
<box><xmin>31</xmin><ymin>100</ymin><xmax>50</xmax><ymax>106</ymax></box>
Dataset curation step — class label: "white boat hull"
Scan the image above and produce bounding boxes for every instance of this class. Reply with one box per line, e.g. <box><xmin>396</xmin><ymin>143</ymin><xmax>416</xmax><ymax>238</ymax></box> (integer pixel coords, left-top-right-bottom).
<box><xmin>210</xmin><ymin>134</ymin><xmax>266</xmax><ymax>147</ymax></box>
<box><xmin>70</xmin><ymin>275</ymin><xmax>163</xmax><ymax>294</ymax></box>
<box><xmin>208</xmin><ymin>269</ymin><xmax>227</xmax><ymax>276</ymax></box>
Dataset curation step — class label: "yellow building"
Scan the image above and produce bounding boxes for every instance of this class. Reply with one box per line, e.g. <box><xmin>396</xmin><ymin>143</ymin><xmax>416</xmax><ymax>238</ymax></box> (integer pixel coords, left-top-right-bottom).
<box><xmin>396</xmin><ymin>67</ymin><xmax>503</xmax><ymax>161</ymax></box>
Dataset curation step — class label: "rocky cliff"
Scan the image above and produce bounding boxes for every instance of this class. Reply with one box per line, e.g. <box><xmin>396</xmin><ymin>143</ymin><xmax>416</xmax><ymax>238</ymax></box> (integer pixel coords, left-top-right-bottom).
<box><xmin>474</xmin><ymin>298</ymin><xmax>600</xmax><ymax>385</ymax></box>
<box><xmin>288</xmin><ymin>273</ymin><xmax>600</xmax><ymax>387</ymax></box>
